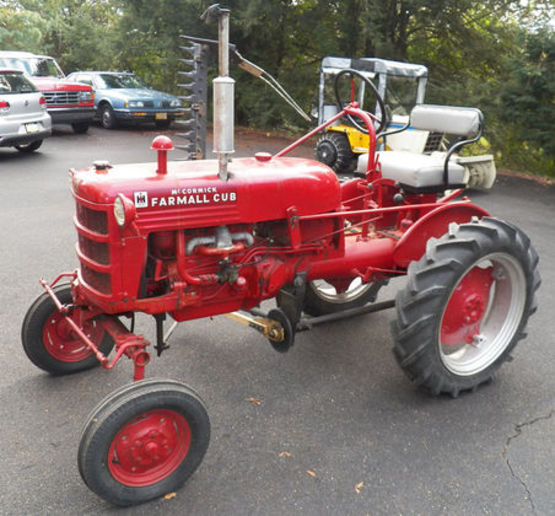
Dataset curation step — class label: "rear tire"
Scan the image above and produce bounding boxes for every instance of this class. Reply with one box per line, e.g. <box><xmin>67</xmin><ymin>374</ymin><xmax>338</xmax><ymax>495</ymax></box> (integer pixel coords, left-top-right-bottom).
<box><xmin>22</xmin><ymin>284</ymin><xmax>114</xmax><ymax>375</ymax></box>
<box><xmin>315</xmin><ymin>132</ymin><xmax>356</xmax><ymax>174</ymax></box>
<box><xmin>15</xmin><ymin>140</ymin><xmax>42</xmax><ymax>153</ymax></box>
<box><xmin>78</xmin><ymin>379</ymin><xmax>210</xmax><ymax>506</ymax></box>
<box><xmin>392</xmin><ymin>218</ymin><xmax>540</xmax><ymax>397</ymax></box>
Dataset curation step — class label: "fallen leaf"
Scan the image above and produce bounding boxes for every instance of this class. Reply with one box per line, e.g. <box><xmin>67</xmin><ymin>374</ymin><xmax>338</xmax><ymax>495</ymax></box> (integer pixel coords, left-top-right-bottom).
<box><xmin>278</xmin><ymin>451</ymin><xmax>292</xmax><ymax>458</ymax></box>
<box><xmin>354</xmin><ymin>481</ymin><xmax>364</xmax><ymax>494</ymax></box>
<box><xmin>246</xmin><ymin>397</ymin><xmax>262</xmax><ymax>406</ymax></box>
<box><xmin>164</xmin><ymin>492</ymin><xmax>177</xmax><ymax>500</ymax></box>
<box><xmin>306</xmin><ymin>469</ymin><xmax>316</xmax><ymax>478</ymax></box>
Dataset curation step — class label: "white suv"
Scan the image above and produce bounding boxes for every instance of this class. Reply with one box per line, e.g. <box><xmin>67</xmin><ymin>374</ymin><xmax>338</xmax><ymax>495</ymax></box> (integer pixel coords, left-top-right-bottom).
<box><xmin>0</xmin><ymin>69</ymin><xmax>52</xmax><ymax>152</ymax></box>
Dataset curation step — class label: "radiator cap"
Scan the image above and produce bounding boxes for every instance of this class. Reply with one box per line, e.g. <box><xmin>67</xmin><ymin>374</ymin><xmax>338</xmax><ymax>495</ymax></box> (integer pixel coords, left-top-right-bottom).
<box><xmin>151</xmin><ymin>135</ymin><xmax>174</xmax><ymax>151</ymax></box>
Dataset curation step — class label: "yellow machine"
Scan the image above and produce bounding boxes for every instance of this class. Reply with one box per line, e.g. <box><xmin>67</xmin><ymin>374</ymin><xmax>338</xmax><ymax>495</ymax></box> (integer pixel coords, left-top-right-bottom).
<box><xmin>316</xmin><ymin>57</ymin><xmax>496</xmax><ymax>188</ymax></box>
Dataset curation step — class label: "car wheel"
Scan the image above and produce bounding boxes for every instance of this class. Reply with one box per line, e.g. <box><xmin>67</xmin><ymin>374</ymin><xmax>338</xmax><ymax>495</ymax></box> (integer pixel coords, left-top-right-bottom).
<box><xmin>15</xmin><ymin>140</ymin><xmax>43</xmax><ymax>153</ymax></box>
<box><xmin>72</xmin><ymin>122</ymin><xmax>89</xmax><ymax>134</ymax></box>
<box><xmin>100</xmin><ymin>104</ymin><xmax>117</xmax><ymax>129</ymax></box>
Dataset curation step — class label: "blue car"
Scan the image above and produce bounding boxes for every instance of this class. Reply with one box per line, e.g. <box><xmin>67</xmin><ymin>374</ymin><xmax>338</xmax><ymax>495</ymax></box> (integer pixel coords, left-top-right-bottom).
<box><xmin>66</xmin><ymin>71</ymin><xmax>184</xmax><ymax>129</ymax></box>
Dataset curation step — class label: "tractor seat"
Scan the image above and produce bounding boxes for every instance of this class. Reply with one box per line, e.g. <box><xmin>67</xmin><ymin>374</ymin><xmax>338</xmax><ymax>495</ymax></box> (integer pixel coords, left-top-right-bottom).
<box><xmin>377</xmin><ymin>150</ymin><xmax>465</xmax><ymax>191</ymax></box>
<box><xmin>356</xmin><ymin>104</ymin><xmax>485</xmax><ymax>192</ymax></box>
<box><xmin>356</xmin><ymin>150</ymin><xmax>466</xmax><ymax>191</ymax></box>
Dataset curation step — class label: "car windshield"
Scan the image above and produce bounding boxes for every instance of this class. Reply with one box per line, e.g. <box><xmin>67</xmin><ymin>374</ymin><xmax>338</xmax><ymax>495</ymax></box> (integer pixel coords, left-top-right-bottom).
<box><xmin>0</xmin><ymin>72</ymin><xmax>38</xmax><ymax>93</ymax></box>
<box><xmin>97</xmin><ymin>74</ymin><xmax>148</xmax><ymax>89</ymax></box>
<box><xmin>0</xmin><ymin>57</ymin><xmax>64</xmax><ymax>78</ymax></box>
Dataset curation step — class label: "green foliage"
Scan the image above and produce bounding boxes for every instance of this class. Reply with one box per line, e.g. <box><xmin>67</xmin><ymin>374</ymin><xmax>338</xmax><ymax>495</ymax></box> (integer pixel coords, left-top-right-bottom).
<box><xmin>0</xmin><ymin>6</ymin><xmax>44</xmax><ymax>51</ymax></box>
<box><xmin>495</xmin><ymin>28</ymin><xmax>554</xmax><ymax>176</ymax></box>
<box><xmin>0</xmin><ymin>0</ymin><xmax>552</xmax><ymax>176</ymax></box>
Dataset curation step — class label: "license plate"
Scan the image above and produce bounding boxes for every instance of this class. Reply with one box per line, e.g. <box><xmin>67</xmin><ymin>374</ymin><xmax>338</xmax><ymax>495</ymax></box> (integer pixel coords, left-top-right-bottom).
<box><xmin>25</xmin><ymin>122</ymin><xmax>41</xmax><ymax>134</ymax></box>
<box><xmin>155</xmin><ymin>112</ymin><xmax>168</xmax><ymax>120</ymax></box>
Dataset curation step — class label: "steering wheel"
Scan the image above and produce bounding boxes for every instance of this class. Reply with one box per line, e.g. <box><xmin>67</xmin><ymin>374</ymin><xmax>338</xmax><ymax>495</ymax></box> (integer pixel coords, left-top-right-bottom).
<box><xmin>333</xmin><ymin>68</ymin><xmax>387</xmax><ymax>135</ymax></box>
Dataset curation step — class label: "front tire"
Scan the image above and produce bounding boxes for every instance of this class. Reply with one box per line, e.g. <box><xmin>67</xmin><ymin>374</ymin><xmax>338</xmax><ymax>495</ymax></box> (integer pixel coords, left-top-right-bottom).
<box><xmin>100</xmin><ymin>104</ymin><xmax>117</xmax><ymax>129</ymax></box>
<box><xmin>78</xmin><ymin>379</ymin><xmax>210</xmax><ymax>506</ymax></box>
<box><xmin>21</xmin><ymin>284</ymin><xmax>114</xmax><ymax>375</ymax></box>
<box><xmin>392</xmin><ymin>218</ymin><xmax>540</xmax><ymax>396</ymax></box>
<box><xmin>72</xmin><ymin>122</ymin><xmax>89</xmax><ymax>134</ymax></box>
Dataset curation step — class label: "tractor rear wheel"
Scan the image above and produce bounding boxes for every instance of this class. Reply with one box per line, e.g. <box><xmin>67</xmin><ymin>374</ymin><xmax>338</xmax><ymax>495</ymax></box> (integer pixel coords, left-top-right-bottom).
<box><xmin>78</xmin><ymin>379</ymin><xmax>210</xmax><ymax>506</ymax></box>
<box><xmin>304</xmin><ymin>278</ymin><xmax>384</xmax><ymax>316</ymax></box>
<box><xmin>315</xmin><ymin>132</ymin><xmax>356</xmax><ymax>175</ymax></box>
<box><xmin>392</xmin><ymin>218</ymin><xmax>540</xmax><ymax>397</ymax></box>
<box><xmin>21</xmin><ymin>284</ymin><xmax>114</xmax><ymax>375</ymax></box>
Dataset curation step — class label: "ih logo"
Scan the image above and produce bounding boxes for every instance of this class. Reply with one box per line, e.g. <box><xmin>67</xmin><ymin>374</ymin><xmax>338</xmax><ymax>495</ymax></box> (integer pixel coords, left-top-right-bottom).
<box><xmin>134</xmin><ymin>191</ymin><xmax>148</xmax><ymax>208</ymax></box>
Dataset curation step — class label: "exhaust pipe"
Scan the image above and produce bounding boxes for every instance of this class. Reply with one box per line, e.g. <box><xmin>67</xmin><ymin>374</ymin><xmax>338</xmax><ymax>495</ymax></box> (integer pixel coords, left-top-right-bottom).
<box><xmin>204</xmin><ymin>4</ymin><xmax>234</xmax><ymax>181</ymax></box>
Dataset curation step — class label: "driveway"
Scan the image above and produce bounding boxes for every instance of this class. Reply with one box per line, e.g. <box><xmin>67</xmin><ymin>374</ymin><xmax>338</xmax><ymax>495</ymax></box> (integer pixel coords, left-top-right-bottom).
<box><xmin>0</xmin><ymin>126</ymin><xmax>553</xmax><ymax>515</ymax></box>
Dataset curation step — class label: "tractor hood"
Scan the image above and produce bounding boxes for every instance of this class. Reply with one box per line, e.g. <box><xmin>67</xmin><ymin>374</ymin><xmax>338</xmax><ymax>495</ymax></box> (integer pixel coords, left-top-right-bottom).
<box><xmin>71</xmin><ymin>156</ymin><xmax>341</xmax><ymax>230</ymax></box>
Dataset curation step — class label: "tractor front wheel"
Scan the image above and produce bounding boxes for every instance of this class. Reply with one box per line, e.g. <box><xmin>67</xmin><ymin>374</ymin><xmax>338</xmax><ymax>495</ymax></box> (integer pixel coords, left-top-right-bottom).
<box><xmin>78</xmin><ymin>379</ymin><xmax>210</xmax><ymax>506</ymax></box>
<box><xmin>22</xmin><ymin>284</ymin><xmax>114</xmax><ymax>375</ymax></box>
<box><xmin>392</xmin><ymin>218</ymin><xmax>540</xmax><ymax>397</ymax></box>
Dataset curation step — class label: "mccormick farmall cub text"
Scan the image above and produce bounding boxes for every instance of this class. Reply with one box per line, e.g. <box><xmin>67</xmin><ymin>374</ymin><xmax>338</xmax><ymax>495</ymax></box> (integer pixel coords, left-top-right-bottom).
<box><xmin>22</xmin><ymin>6</ymin><xmax>539</xmax><ymax>506</ymax></box>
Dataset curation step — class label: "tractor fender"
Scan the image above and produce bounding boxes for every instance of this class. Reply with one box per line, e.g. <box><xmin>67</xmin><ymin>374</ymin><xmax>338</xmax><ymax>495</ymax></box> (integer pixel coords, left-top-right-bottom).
<box><xmin>393</xmin><ymin>202</ymin><xmax>490</xmax><ymax>268</ymax></box>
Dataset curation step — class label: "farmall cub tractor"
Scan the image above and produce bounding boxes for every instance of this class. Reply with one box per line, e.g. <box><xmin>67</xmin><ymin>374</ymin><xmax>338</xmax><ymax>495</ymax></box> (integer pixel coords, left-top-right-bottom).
<box><xmin>22</xmin><ymin>6</ymin><xmax>539</xmax><ymax>507</ymax></box>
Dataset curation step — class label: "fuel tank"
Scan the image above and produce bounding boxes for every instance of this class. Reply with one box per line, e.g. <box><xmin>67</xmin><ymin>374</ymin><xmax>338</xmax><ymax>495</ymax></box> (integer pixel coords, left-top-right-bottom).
<box><xmin>71</xmin><ymin>156</ymin><xmax>341</xmax><ymax>230</ymax></box>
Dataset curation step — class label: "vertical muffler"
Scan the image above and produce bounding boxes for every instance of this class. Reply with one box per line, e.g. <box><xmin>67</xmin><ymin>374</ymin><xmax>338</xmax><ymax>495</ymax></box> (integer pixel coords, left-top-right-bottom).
<box><xmin>204</xmin><ymin>4</ymin><xmax>235</xmax><ymax>181</ymax></box>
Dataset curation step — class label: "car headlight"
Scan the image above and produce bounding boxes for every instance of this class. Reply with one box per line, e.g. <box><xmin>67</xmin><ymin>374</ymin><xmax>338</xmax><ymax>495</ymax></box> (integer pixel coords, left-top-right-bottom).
<box><xmin>113</xmin><ymin>194</ymin><xmax>136</xmax><ymax>229</ymax></box>
<box><xmin>170</xmin><ymin>99</ymin><xmax>181</xmax><ymax>108</ymax></box>
<box><xmin>79</xmin><ymin>91</ymin><xmax>93</xmax><ymax>101</ymax></box>
<box><xmin>126</xmin><ymin>100</ymin><xmax>145</xmax><ymax>108</ymax></box>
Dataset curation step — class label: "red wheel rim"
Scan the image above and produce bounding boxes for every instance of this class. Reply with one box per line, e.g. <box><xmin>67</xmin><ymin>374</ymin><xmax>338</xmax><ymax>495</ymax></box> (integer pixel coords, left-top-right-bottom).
<box><xmin>108</xmin><ymin>409</ymin><xmax>191</xmax><ymax>487</ymax></box>
<box><xmin>43</xmin><ymin>308</ymin><xmax>103</xmax><ymax>362</ymax></box>
<box><xmin>441</xmin><ymin>265</ymin><xmax>494</xmax><ymax>347</ymax></box>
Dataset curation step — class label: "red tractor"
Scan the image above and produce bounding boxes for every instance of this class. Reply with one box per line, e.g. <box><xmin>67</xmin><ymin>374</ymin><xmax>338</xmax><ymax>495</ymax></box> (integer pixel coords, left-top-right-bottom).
<box><xmin>22</xmin><ymin>6</ymin><xmax>539</xmax><ymax>507</ymax></box>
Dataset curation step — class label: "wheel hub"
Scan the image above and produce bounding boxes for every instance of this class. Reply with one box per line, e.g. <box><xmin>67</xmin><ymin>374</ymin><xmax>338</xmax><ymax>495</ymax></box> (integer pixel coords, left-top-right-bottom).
<box><xmin>43</xmin><ymin>309</ymin><xmax>100</xmax><ymax>362</ymax></box>
<box><xmin>441</xmin><ymin>266</ymin><xmax>494</xmax><ymax>346</ymax></box>
<box><xmin>108</xmin><ymin>409</ymin><xmax>191</xmax><ymax>486</ymax></box>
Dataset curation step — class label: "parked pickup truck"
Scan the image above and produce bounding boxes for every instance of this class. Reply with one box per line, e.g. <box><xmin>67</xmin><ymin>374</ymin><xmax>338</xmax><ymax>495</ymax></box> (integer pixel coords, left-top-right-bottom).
<box><xmin>0</xmin><ymin>51</ymin><xmax>94</xmax><ymax>133</ymax></box>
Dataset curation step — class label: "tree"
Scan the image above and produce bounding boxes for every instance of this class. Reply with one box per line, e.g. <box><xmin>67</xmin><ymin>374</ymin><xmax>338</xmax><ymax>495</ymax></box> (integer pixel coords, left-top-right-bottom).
<box><xmin>497</xmin><ymin>28</ymin><xmax>554</xmax><ymax>175</ymax></box>
<box><xmin>0</xmin><ymin>4</ymin><xmax>44</xmax><ymax>51</ymax></box>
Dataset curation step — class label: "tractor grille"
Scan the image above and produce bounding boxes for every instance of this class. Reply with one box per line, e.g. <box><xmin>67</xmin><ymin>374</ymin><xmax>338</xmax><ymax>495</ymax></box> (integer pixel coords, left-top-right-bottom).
<box><xmin>43</xmin><ymin>91</ymin><xmax>80</xmax><ymax>105</ymax></box>
<box><xmin>75</xmin><ymin>202</ymin><xmax>112</xmax><ymax>295</ymax></box>
<box><xmin>81</xmin><ymin>264</ymin><xmax>112</xmax><ymax>295</ymax></box>
<box><xmin>76</xmin><ymin>204</ymin><xmax>108</xmax><ymax>234</ymax></box>
<box><xmin>78</xmin><ymin>234</ymin><xmax>110</xmax><ymax>265</ymax></box>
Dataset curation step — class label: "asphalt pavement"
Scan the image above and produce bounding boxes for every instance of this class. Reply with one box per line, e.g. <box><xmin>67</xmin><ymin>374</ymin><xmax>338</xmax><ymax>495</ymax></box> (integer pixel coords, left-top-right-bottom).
<box><xmin>0</xmin><ymin>125</ymin><xmax>553</xmax><ymax>515</ymax></box>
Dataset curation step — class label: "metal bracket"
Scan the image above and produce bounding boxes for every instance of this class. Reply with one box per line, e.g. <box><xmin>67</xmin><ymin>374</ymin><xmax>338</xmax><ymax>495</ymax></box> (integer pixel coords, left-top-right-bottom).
<box><xmin>224</xmin><ymin>311</ymin><xmax>285</xmax><ymax>342</ymax></box>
